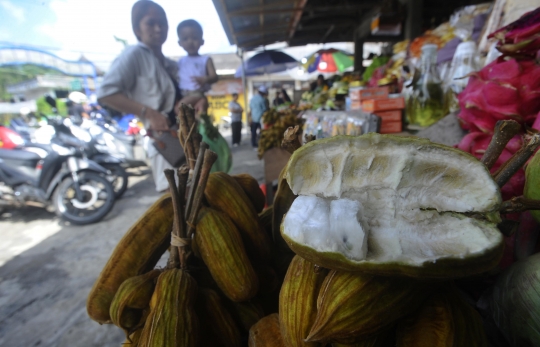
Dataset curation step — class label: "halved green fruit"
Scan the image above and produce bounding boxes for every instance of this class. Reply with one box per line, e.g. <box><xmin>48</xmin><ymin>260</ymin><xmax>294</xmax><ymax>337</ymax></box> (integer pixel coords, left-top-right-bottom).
<box><xmin>281</xmin><ymin>134</ymin><xmax>504</xmax><ymax>278</ymax></box>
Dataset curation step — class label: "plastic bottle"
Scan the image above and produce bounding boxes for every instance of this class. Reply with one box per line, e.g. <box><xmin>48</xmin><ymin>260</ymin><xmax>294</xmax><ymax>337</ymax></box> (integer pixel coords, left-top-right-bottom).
<box><xmin>406</xmin><ymin>44</ymin><xmax>446</xmax><ymax>128</ymax></box>
<box><xmin>445</xmin><ymin>41</ymin><xmax>479</xmax><ymax>112</ymax></box>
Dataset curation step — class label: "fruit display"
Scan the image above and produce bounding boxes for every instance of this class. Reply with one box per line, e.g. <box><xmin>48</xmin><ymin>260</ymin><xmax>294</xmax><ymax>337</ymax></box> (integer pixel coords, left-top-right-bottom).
<box><xmin>258</xmin><ymin>109</ymin><xmax>304</xmax><ymax>159</ymax></box>
<box><xmin>283</xmin><ymin>134</ymin><xmax>503</xmax><ymax>278</ymax></box>
<box><xmin>457</xmin><ymin>58</ymin><xmax>540</xmax><ymax>133</ymax></box>
<box><xmin>87</xmin><ymin>106</ymin><xmax>540</xmax><ymax>346</ymax></box>
<box><xmin>488</xmin><ymin>7</ymin><xmax>540</xmax><ymax>59</ymax></box>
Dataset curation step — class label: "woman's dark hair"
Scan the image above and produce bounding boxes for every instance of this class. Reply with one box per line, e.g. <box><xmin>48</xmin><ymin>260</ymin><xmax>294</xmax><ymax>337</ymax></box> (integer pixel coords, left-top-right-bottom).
<box><xmin>232</xmin><ymin>93</ymin><xmax>238</xmax><ymax>97</ymax></box>
<box><xmin>177</xmin><ymin>19</ymin><xmax>203</xmax><ymax>37</ymax></box>
<box><xmin>131</xmin><ymin>0</ymin><xmax>166</xmax><ymax>40</ymax></box>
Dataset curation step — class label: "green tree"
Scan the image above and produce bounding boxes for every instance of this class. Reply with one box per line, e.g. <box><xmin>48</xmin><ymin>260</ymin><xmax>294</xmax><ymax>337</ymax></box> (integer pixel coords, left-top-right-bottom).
<box><xmin>0</xmin><ymin>65</ymin><xmax>64</xmax><ymax>101</ymax></box>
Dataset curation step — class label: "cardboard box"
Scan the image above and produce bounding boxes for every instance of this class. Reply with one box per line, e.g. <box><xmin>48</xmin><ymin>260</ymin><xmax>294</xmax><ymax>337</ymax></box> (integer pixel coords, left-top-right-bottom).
<box><xmin>375</xmin><ymin>110</ymin><xmax>402</xmax><ymax>122</ymax></box>
<box><xmin>380</xmin><ymin>121</ymin><xmax>402</xmax><ymax>134</ymax></box>
<box><xmin>349</xmin><ymin>87</ymin><xmax>389</xmax><ymax>102</ymax></box>
<box><xmin>362</xmin><ymin>97</ymin><xmax>405</xmax><ymax>112</ymax></box>
<box><xmin>350</xmin><ymin>101</ymin><xmax>362</xmax><ymax>110</ymax></box>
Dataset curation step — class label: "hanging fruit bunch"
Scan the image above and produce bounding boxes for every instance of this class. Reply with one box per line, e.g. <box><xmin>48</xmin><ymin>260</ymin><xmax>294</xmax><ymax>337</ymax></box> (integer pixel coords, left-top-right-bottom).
<box><xmin>258</xmin><ymin>109</ymin><xmax>304</xmax><ymax>159</ymax></box>
<box><xmin>87</xmin><ymin>104</ymin><xmax>280</xmax><ymax>346</ymax></box>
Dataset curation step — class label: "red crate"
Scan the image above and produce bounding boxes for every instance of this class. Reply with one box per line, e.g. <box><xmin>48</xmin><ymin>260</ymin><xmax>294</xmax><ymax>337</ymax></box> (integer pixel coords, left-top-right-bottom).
<box><xmin>362</xmin><ymin>97</ymin><xmax>405</xmax><ymax>112</ymax></box>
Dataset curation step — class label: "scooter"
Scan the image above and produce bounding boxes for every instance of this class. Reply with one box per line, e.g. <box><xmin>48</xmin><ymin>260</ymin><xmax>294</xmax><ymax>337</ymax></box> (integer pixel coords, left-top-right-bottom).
<box><xmin>93</xmin><ymin>121</ymin><xmax>147</xmax><ymax>169</ymax></box>
<box><xmin>52</xmin><ymin>119</ymin><xmax>129</xmax><ymax>199</ymax></box>
<box><xmin>0</xmin><ymin>134</ymin><xmax>116</xmax><ymax>225</ymax></box>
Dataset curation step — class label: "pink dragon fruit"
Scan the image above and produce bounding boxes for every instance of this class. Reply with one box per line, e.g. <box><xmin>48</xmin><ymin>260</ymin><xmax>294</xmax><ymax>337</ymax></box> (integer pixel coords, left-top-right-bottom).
<box><xmin>458</xmin><ymin>58</ymin><xmax>540</xmax><ymax>132</ymax></box>
<box><xmin>488</xmin><ymin>7</ymin><xmax>540</xmax><ymax>58</ymax></box>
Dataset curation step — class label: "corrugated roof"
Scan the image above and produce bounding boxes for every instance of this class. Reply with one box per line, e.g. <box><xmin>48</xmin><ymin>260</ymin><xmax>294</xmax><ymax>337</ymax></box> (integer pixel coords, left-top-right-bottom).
<box><xmin>213</xmin><ymin>0</ymin><xmax>482</xmax><ymax>50</ymax></box>
<box><xmin>212</xmin><ymin>0</ymin><xmax>307</xmax><ymax>49</ymax></box>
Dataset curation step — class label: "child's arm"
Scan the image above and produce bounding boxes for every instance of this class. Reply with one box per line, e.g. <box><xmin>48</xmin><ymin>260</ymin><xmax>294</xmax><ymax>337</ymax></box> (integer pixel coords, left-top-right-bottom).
<box><xmin>191</xmin><ymin>57</ymin><xmax>218</xmax><ymax>87</ymax></box>
<box><xmin>205</xmin><ymin>57</ymin><xmax>218</xmax><ymax>84</ymax></box>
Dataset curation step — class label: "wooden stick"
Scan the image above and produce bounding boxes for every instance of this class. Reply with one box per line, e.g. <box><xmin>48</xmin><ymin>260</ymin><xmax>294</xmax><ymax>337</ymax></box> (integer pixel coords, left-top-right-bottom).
<box><xmin>164</xmin><ymin>169</ymin><xmax>181</xmax><ymax>268</ymax></box>
<box><xmin>184</xmin><ymin>104</ymin><xmax>202</xmax><ymax>158</ymax></box>
<box><xmin>185</xmin><ymin>142</ymin><xmax>209</xmax><ymax>220</ymax></box>
<box><xmin>166</xmin><ymin>220</ymin><xmax>179</xmax><ymax>269</ymax></box>
<box><xmin>282</xmin><ymin>126</ymin><xmax>302</xmax><ymax>154</ymax></box>
<box><xmin>176</xmin><ymin>166</ymin><xmax>190</xmax><ymax>267</ymax></box>
<box><xmin>177</xmin><ymin>103</ymin><xmax>196</xmax><ymax>169</ymax></box>
<box><xmin>186</xmin><ymin>150</ymin><xmax>218</xmax><ymax>240</ymax></box>
<box><xmin>493</xmin><ymin>133</ymin><xmax>540</xmax><ymax>187</ymax></box>
<box><xmin>481</xmin><ymin>120</ymin><xmax>521</xmax><ymax>169</ymax></box>
<box><xmin>177</xmin><ymin>166</ymin><xmax>189</xmax><ymax>202</ymax></box>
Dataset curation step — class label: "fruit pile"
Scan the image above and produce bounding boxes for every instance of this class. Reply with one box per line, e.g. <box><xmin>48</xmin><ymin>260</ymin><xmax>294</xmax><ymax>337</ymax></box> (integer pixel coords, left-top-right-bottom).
<box><xmin>258</xmin><ymin>109</ymin><xmax>304</xmax><ymax>159</ymax></box>
<box><xmin>88</xmin><ymin>129</ymin><xmax>539</xmax><ymax>346</ymax></box>
<box><xmin>457</xmin><ymin>8</ymin><xmax>540</xmax><ymax>200</ymax></box>
<box><xmin>86</xmin><ymin>103</ymin><xmax>540</xmax><ymax>346</ymax></box>
<box><xmin>87</xmin><ymin>158</ymin><xmax>283</xmax><ymax>345</ymax></box>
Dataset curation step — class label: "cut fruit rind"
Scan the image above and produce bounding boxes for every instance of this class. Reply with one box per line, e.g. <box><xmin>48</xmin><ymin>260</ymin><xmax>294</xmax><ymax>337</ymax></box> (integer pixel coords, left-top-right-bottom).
<box><xmin>281</xmin><ymin>134</ymin><xmax>504</xmax><ymax>278</ymax></box>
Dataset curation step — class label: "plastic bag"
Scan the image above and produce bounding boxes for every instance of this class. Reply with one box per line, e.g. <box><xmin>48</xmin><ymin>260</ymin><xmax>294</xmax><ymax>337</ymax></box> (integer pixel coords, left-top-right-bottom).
<box><xmin>198</xmin><ymin>116</ymin><xmax>232</xmax><ymax>173</ymax></box>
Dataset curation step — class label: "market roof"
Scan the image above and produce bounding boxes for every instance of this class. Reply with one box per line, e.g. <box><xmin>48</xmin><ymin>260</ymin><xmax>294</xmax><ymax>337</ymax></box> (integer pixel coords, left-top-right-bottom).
<box><xmin>213</xmin><ymin>0</ymin><xmax>483</xmax><ymax>50</ymax></box>
<box><xmin>212</xmin><ymin>0</ymin><xmax>308</xmax><ymax>50</ymax></box>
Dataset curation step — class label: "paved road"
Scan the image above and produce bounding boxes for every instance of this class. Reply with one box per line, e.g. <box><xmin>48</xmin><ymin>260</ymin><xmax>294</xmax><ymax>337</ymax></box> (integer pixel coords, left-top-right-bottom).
<box><xmin>0</xmin><ymin>132</ymin><xmax>264</xmax><ymax>347</ymax></box>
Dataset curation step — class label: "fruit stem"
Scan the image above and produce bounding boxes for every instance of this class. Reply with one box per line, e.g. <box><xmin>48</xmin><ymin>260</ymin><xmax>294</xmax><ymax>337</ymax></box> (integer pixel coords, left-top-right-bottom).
<box><xmin>481</xmin><ymin>120</ymin><xmax>521</xmax><ymax>169</ymax></box>
<box><xmin>499</xmin><ymin>195</ymin><xmax>540</xmax><ymax>213</ymax></box>
<box><xmin>493</xmin><ymin>133</ymin><xmax>540</xmax><ymax>187</ymax></box>
<box><xmin>185</xmin><ymin>142</ymin><xmax>209</xmax><ymax>220</ymax></box>
<box><xmin>185</xmin><ymin>150</ymin><xmax>218</xmax><ymax>262</ymax></box>
<box><xmin>282</xmin><ymin>126</ymin><xmax>302</xmax><ymax>154</ymax></box>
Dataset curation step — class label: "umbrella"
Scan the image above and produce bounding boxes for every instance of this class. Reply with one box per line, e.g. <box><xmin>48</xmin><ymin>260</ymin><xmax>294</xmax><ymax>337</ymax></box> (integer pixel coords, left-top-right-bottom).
<box><xmin>302</xmin><ymin>49</ymin><xmax>354</xmax><ymax>73</ymax></box>
<box><xmin>235</xmin><ymin>50</ymin><xmax>297</xmax><ymax>77</ymax></box>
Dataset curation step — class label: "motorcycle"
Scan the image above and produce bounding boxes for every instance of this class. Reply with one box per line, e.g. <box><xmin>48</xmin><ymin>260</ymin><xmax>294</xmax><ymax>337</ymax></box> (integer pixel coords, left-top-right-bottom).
<box><xmin>52</xmin><ymin>120</ymin><xmax>130</xmax><ymax>199</ymax></box>
<box><xmin>91</xmin><ymin>120</ymin><xmax>147</xmax><ymax>169</ymax></box>
<box><xmin>0</xmin><ymin>133</ymin><xmax>116</xmax><ymax>225</ymax></box>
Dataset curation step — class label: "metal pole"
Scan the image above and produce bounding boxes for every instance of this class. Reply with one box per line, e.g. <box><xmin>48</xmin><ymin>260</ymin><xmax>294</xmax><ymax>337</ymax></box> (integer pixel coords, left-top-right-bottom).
<box><xmin>238</xmin><ymin>48</ymin><xmax>248</xmax><ymax>124</ymax></box>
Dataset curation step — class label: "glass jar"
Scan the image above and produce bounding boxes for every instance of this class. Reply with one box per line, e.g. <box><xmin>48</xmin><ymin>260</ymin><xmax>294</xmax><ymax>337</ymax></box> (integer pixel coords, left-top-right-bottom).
<box><xmin>406</xmin><ymin>44</ymin><xmax>446</xmax><ymax>128</ymax></box>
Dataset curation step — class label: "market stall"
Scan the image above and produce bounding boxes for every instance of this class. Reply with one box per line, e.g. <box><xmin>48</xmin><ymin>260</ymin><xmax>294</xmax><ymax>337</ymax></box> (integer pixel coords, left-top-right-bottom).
<box><xmin>108</xmin><ymin>2</ymin><xmax>540</xmax><ymax>345</ymax></box>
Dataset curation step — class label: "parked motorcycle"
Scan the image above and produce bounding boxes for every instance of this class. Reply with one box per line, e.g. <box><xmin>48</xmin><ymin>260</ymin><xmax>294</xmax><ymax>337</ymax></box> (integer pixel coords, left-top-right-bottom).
<box><xmin>33</xmin><ymin>118</ymin><xmax>129</xmax><ymax>198</ymax></box>
<box><xmin>0</xmin><ymin>136</ymin><xmax>116</xmax><ymax>225</ymax></box>
<box><xmin>92</xmin><ymin>121</ymin><xmax>147</xmax><ymax>169</ymax></box>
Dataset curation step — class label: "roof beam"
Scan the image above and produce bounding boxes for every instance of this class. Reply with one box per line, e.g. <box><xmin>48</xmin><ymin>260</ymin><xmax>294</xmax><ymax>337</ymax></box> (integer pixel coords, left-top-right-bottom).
<box><xmin>288</xmin><ymin>0</ymin><xmax>308</xmax><ymax>40</ymax></box>
<box><xmin>234</xmin><ymin>26</ymin><xmax>290</xmax><ymax>37</ymax></box>
<box><xmin>229</xmin><ymin>7</ymin><xmax>303</xmax><ymax>16</ymax></box>
<box><xmin>238</xmin><ymin>35</ymin><xmax>286</xmax><ymax>49</ymax></box>
<box><xmin>228</xmin><ymin>0</ymin><xmax>301</xmax><ymax>17</ymax></box>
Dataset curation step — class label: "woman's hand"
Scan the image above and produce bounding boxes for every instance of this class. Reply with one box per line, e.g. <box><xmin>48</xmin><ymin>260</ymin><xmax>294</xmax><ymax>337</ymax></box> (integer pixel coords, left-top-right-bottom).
<box><xmin>146</xmin><ymin>108</ymin><xmax>170</xmax><ymax>130</ymax></box>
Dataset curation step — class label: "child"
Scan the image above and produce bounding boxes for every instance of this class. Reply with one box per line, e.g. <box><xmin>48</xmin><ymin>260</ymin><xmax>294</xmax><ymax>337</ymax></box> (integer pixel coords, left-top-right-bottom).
<box><xmin>176</xmin><ymin>19</ymin><xmax>218</xmax><ymax>115</ymax></box>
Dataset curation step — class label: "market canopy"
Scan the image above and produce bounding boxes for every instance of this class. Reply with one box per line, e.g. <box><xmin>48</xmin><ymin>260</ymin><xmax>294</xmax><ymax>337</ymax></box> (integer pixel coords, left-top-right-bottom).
<box><xmin>235</xmin><ymin>50</ymin><xmax>297</xmax><ymax>77</ymax></box>
<box><xmin>212</xmin><ymin>0</ymin><xmax>483</xmax><ymax>50</ymax></box>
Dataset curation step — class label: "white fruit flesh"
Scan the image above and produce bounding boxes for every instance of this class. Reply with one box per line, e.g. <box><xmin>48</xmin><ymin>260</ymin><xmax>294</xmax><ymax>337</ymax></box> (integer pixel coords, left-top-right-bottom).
<box><xmin>284</xmin><ymin>195</ymin><xmax>501</xmax><ymax>264</ymax></box>
<box><xmin>283</xmin><ymin>135</ymin><xmax>503</xmax><ymax>266</ymax></box>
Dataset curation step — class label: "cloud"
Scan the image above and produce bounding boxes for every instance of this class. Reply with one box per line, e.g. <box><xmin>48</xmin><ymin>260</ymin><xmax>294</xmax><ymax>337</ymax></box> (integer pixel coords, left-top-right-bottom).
<box><xmin>1</xmin><ymin>0</ymin><xmax>25</xmax><ymax>23</ymax></box>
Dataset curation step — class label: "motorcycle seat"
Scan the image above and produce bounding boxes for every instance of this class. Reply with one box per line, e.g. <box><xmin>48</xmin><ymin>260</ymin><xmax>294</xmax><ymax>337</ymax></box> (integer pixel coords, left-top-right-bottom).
<box><xmin>0</xmin><ymin>148</ymin><xmax>42</xmax><ymax>161</ymax></box>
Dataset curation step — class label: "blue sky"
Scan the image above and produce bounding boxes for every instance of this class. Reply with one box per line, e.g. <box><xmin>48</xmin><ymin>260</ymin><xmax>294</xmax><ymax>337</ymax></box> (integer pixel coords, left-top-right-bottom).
<box><xmin>0</xmin><ymin>0</ymin><xmax>236</xmax><ymax>70</ymax></box>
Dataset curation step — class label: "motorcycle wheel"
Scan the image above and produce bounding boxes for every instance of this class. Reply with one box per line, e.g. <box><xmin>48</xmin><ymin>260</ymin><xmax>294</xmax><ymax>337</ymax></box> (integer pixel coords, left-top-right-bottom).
<box><xmin>53</xmin><ymin>172</ymin><xmax>115</xmax><ymax>225</ymax></box>
<box><xmin>102</xmin><ymin>163</ymin><xmax>128</xmax><ymax>199</ymax></box>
